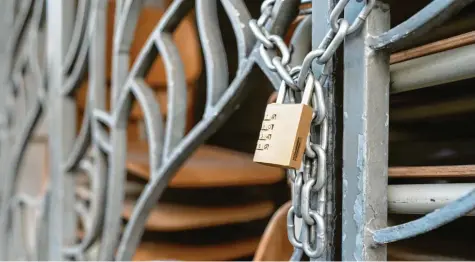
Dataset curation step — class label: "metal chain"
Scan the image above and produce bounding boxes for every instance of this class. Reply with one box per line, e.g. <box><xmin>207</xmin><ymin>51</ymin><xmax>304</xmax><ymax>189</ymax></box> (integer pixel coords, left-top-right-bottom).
<box><xmin>250</xmin><ymin>0</ymin><xmax>375</xmax><ymax>259</ymax></box>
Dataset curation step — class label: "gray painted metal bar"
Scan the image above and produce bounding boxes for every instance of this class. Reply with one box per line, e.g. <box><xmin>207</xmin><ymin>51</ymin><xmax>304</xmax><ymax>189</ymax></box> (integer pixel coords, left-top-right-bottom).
<box><xmin>368</xmin><ymin>0</ymin><xmax>475</xmax><ymax>50</ymax></box>
<box><xmin>388</xmin><ymin>183</ymin><xmax>475</xmax><ymax>216</ymax></box>
<box><xmin>374</xmin><ymin>188</ymin><xmax>475</xmax><ymax>245</ymax></box>
<box><xmin>46</xmin><ymin>0</ymin><xmax>77</xmax><ymax>259</ymax></box>
<box><xmin>342</xmin><ymin>2</ymin><xmax>390</xmax><ymax>261</ymax></box>
<box><xmin>390</xmin><ymin>43</ymin><xmax>475</xmax><ymax>93</ymax></box>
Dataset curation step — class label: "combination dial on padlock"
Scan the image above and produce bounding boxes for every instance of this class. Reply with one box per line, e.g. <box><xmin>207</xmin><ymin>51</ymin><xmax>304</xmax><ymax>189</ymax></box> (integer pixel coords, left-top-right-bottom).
<box><xmin>253</xmin><ymin>76</ymin><xmax>315</xmax><ymax>169</ymax></box>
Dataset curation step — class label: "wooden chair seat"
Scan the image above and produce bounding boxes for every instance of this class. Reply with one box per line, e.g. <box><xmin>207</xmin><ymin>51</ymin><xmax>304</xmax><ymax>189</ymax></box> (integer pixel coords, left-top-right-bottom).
<box><xmin>127</xmin><ymin>142</ymin><xmax>284</xmax><ymax>188</ymax></box>
<box><xmin>133</xmin><ymin>237</ymin><xmax>260</xmax><ymax>261</ymax></box>
<box><xmin>75</xmin><ymin>232</ymin><xmax>260</xmax><ymax>261</ymax></box>
<box><xmin>389</xmin><ymin>165</ymin><xmax>475</xmax><ymax>178</ymax></box>
<box><xmin>75</xmin><ymin>181</ymin><xmax>143</xmax><ymax>201</ymax></box>
<box><xmin>122</xmin><ymin>199</ymin><xmax>274</xmax><ymax>231</ymax></box>
<box><xmin>390</xmin><ymin>30</ymin><xmax>475</xmax><ymax>64</ymax></box>
<box><xmin>253</xmin><ymin>201</ymin><xmax>293</xmax><ymax>261</ymax></box>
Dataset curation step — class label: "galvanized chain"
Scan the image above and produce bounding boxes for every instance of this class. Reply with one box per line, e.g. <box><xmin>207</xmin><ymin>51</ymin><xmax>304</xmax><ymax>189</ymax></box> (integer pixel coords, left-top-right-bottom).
<box><xmin>250</xmin><ymin>0</ymin><xmax>375</xmax><ymax>259</ymax></box>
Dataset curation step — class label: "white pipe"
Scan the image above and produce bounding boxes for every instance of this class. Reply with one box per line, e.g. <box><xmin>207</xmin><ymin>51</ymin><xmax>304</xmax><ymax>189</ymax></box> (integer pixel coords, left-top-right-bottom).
<box><xmin>390</xmin><ymin>44</ymin><xmax>475</xmax><ymax>93</ymax></box>
<box><xmin>388</xmin><ymin>183</ymin><xmax>475</xmax><ymax>216</ymax></box>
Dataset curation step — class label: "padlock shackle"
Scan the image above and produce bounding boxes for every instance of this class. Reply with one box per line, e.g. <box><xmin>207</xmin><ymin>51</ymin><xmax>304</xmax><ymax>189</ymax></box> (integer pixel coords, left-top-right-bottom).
<box><xmin>276</xmin><ymin>73</ymin><xmax>315</xmax><ymax>105</ymax></box>
<box><xmin>301</xmin><ymin>74</ymin><xmax>315</xmax><ymax>105</ymax></box>
<box><xmin>276</xmin><ymin>80</ymin><xmax>287</xmax><ymax>104</ymax></box>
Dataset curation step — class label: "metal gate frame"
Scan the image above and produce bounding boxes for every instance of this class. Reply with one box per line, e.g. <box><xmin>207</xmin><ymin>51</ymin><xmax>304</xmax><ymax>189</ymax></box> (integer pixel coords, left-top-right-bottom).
<box><xmin>342</xmin><ymin>0</ymin><xmax>475</xmax><ymax>260</ymax></box>
<box><xmin>0</xmin><ymin>0</ymin><xmax>474</xmax><ymax>260</ymax></box>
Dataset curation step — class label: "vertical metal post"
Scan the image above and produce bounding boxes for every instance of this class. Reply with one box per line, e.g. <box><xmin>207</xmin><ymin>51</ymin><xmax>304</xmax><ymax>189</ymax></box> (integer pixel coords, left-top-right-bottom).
<box><xmin>46</xmin><ymin>0</ymin><xmax>76</xmax><ymax>259</ymax></box>
<box><xmin>342</xmin><ymin>2</ymin><xmax>390</xmax><ymax>261</ymax></box>
<box><xmin>312</xmin><ymin>0</ymin><xmax>336</xmax><ymax>260</ymax></box>
<box><xmin>89</xmin><ymin>0</ymin><xmax>107</xmax><ymax>258</ymax></box>
<box><xmin>100</xmin><ymin>0</ymin><xmax>129</xmax><ymax>259</ymax></box>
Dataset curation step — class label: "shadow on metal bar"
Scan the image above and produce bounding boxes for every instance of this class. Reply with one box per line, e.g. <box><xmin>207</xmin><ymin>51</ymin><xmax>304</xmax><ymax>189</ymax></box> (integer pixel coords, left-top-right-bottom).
<box><xmin>373</xmin><ymin>189</ymin><xmax>475</xmax><ymax>244</ymax></box>
<box><xmin>368</xmin><ymin>0</ymin><xmax>475</xmax><ymax>50</ymax></box>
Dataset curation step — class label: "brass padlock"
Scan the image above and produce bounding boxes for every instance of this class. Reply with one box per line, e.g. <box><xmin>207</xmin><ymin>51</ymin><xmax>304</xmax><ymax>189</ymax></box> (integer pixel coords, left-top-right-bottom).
<box><xmin>253</xmin><ymin>77</ymin><xmax>315</xmax><ymax>169</ymax></box>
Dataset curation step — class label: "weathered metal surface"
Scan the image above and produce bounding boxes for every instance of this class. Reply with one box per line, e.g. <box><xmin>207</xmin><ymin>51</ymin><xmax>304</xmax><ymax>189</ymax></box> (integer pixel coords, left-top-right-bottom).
<box><xmin>388</xmin><ymin>183</ymin><xmax>475</xmax><ymax>216</ymax></box>
<box><xmin>342</xmin><ymin>1</ymin><xmax>390</xmax><ymax>261</ymax></box>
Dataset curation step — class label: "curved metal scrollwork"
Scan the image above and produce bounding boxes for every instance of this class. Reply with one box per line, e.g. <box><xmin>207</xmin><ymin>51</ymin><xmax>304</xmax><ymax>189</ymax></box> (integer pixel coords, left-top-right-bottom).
<box><xmin>47</xmin><ymin>0</ymin><xmax>108</xmax><ymax>259</ymax></box>
<box><xmin>98</xmin><ymin>0</ymin><xmax>300</xmax><ymax>259</ymax></box>
<box><xmin>0</xmin><ymin>0</ymin><xmax>47</xmax><ymax>259</ymax></box>
<box><xmin>0</xmin><ymin>0</ymin><xmax>304</xmax><ymax>260</ymax></box>
<box><xmin>0</xmin><ymin>0</ymin><xmax>107</xmax><ymax>259</ymax></box>
<box><xmin>4</xmin><ymin>0</ymin><xmax>474</xmax><ymax>259</ymax></box>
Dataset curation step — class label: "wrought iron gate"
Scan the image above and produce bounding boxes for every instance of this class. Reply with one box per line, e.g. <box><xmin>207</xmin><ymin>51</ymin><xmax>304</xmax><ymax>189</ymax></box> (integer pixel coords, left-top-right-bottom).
<box><xmin>0</xmin><ymin>0</ymin><xmax>474</xmax><ymax>260</ymax></box>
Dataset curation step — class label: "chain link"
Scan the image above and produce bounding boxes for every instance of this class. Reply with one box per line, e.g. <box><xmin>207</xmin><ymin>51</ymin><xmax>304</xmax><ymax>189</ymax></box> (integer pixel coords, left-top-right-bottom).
<box><xmin>250</xmin><ymin>0</ymin><xmax>375</xmax><ymax>259</ymax></box>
